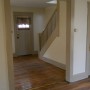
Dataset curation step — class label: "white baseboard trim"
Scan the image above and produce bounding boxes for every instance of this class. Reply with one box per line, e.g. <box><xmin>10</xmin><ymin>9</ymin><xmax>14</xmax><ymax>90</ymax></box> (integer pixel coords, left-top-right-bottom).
<box><xmin>69</xmin><ymin>72</ymin><xmax>88</xmax><ymax>82</ymax></box>
<box><xmin>13</xmin><ymin>51</ymin><xmax>38</xmax><ymax>57</ymax></box>
<box><xmin>39</xmin><ymin>56</ymin><xmax>66</xmax><ymax>70</ymax></box>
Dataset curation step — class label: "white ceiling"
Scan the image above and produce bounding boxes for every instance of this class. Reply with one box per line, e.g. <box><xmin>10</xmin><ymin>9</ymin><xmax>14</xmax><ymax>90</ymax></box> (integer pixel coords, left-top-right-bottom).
<box><xmin>11</xmin><ymin>0</ymin><xmax>56</xmax><ymax>7</ymax></box>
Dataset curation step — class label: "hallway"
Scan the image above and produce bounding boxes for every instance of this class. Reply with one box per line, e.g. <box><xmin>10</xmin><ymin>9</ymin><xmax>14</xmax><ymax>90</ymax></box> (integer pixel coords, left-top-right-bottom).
<box><xmin>14</xmin><ymin>55</ymin><xmax>67</xmax><ymax>90</ymax></box>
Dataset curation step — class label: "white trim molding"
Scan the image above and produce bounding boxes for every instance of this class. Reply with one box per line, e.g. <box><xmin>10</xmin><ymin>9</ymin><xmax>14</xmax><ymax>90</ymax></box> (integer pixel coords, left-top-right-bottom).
<box><xmin>39</xmin><ymin>55</ymin><xmax>66</xmax><ymax>70</ymax></box>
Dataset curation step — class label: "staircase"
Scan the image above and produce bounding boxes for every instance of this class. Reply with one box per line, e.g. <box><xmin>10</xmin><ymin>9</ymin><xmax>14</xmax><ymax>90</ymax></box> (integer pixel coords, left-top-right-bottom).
<box><xmin>39</xmin><ymin>9</ymin><xmax>59</xmax><ymax>57</ymax></box>
<box><xmin>39</xmin><ymin>0</ymin><xmax>67</xmax><ymax>70</ymax></box>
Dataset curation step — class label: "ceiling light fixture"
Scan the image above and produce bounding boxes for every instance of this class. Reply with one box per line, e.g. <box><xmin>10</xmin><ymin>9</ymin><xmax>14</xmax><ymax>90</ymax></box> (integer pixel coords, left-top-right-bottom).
<box><xmin>46</xmin><ymin>0</ymin><xmax>57</xmax><ymax>4</ymax></box>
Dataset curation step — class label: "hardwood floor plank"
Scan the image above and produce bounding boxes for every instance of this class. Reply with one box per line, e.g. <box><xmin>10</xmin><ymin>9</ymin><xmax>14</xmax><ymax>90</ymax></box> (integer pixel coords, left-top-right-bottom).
<box><xmin>14</xmin><ymin>55</ymin><xmax>66</xmax><ymax>90</ymax></box>
<box><xmin>14</xmin><ymin>55</ymin><xmax>90</xmax><ymax>90</ymax></box>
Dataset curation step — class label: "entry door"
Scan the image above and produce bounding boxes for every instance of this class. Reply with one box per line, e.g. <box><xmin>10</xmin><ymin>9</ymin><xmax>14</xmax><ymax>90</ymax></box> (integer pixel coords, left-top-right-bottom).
<box><xmin>14</xmin><ymin>12</ymin><xmax>34</xmax><ymax>56</ymax></box>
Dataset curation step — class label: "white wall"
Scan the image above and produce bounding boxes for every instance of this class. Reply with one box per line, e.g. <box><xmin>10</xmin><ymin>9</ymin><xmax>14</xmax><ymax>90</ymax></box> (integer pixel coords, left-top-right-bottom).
<box><xmin>0</xmin><ymin>2</ymin><xmax>10</xmax><ymax>89</ymax></box>
<box><xmin>44</xmin><ymin>1</ymin><xmax>67</xmax><ymax>65</ymax></box>
<box><xmin>44</xmin><ymin>6</ymin><xmax>57</xmax><ymax>26</ymax></box>
<box><xmin>33</xmin><ymin>12</ymin><xmax>45</xmax><ymax>51</ymax></box>
<box><xmin>0</xmin><ymin>0</ymin><xmax>14</xmax><ymax>90</ymax></box>
<box><xmin>72</xmin><ymin>0</ymin><xmax>87</xmax><ymax>75</ymax></box>
<box><xmin>12</xmin><ymin>7</ymin><xmax>45</xmax><ymax>53</ymax></box>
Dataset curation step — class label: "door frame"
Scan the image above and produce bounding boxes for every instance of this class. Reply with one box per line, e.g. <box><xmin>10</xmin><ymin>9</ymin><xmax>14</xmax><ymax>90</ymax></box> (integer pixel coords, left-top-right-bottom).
<box><xmin>13</xmin><ymin>12</ymin><xmax>34</xmax><ymax>56</ymax></box>
<box><xmin>87</xmin><ymin>2</ymin><xmax>90</xmax><ymax>76</ymax></box>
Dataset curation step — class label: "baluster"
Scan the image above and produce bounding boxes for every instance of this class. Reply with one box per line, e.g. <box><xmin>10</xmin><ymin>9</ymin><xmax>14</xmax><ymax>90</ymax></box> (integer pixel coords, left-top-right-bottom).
<box><xmin>39</xmin><ymin>10</ymin><xmax>57</xmax><ymax>50</ymax></box>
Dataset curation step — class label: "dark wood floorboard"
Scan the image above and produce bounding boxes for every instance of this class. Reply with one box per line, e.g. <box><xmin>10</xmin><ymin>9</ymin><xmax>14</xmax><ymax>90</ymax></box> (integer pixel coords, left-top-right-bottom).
<box><xmin>14</xmin><ymin>55</ymin><xmax>90</xmax><ymax>90</ymax></box>
<box><xmin>14</xmin><ymin>55</ymin><xmax>67</xmax><ymax>90</ymax></box>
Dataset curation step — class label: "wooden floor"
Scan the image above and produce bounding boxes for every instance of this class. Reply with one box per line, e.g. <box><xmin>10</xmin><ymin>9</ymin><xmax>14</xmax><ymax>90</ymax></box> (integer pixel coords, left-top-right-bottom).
<box><xmin>14</xmin><ymin>55</ymin><xmax>90</xmax><ymax>90</ymax></box>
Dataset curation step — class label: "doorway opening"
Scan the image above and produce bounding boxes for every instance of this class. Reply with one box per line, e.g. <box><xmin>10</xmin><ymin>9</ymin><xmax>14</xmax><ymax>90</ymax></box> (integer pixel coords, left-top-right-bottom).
<box><xmin>11</xmin><ymin>0</ymin><xmax>67</xmax><ymax>90</ymax></box>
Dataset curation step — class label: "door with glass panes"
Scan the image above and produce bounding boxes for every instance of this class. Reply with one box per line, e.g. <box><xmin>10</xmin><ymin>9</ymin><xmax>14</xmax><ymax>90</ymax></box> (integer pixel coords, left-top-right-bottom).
<box><xmin>14</xmin><ymin>12</ymin><xmax>34</xmax><ymax>56</ymax></box>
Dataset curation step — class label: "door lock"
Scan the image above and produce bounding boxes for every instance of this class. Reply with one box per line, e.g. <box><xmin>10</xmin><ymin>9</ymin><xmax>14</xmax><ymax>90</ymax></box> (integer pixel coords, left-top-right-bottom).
<box><xmin>17</xmin><ymin>33</ymin><xmax>20</xmax><ymax>39</ymax></box>
<box><xmin>17</xmin><ymin>36</ymin><xmax>19</xmax><ymax>39</ymax></box>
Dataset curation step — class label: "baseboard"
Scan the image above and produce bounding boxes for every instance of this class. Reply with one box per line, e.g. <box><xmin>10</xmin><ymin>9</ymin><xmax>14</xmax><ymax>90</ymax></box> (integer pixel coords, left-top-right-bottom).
<box><xmin>39</xmin><ymin>56</ymin><xmax>66</xmax><ymax>70</ymax></box>
<box><xmin>13</xmin><ymin>51</ymin><xmax>38</xmax><ymax>57</ymax></box>
<box><xmin>69</xmin><ymin>72</ymin><xmax>88</xmax><ymax>82</ymax></box>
